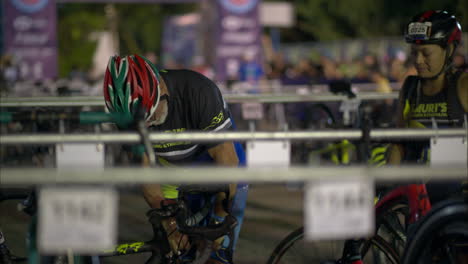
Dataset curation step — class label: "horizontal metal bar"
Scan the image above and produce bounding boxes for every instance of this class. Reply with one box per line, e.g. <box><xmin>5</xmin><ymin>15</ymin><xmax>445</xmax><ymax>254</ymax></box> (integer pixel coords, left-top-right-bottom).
<box><xmin>0</xmin><ymin>92</ymin><xmax>399</xmax><ymax>107</ymax></box>
<box><xmin>224</xmin><ymin>92</ymin><xmax>399</xmax><ymax>103</ymax></box>
<box><xmin>370</xmin><ymin>128</ymin><xmax>467</xmax><ymax>140</ymax></box>
<box><xmin>0</xmin><ymin>166</ymin><xmax>466</xmax><ymax>185</ymax></box>
<box><xmin>0</xmin><ymin>129</ymin><xmax>466</xmax><ymax>145</ymax></box>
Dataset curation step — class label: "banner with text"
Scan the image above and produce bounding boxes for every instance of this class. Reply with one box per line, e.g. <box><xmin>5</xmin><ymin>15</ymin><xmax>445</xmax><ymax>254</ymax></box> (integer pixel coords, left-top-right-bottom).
<box><xmin>162</xmin><ymin>13</ymin><xmax>200</xmax><ymax>68</ymax></box>
<box><xmin>214</xmin><ymin>0</ymin><xmax>262</xmax><ymax>82</ymax></box>
<box><xmin>3</xmin><ymin>0</ymin><xmax>58</xmax><ymax>80</ymax></box>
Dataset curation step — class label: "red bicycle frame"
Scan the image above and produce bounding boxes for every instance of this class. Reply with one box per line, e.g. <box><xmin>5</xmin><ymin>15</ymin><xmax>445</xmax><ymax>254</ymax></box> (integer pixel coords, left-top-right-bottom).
<box><xmin>375</xmin><ymin>184</ymin><xmax>432</xmax><ymax>224</ymax></box>
<box><xmin>348</xmin><ymin>184</ymin><xmax>432</xmax><ymax>264</ymax></box>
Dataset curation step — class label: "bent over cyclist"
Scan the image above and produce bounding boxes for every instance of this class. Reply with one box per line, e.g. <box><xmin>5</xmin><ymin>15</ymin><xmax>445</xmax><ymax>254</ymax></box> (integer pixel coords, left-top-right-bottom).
<box><xmin>103</xmin><ymin>54</ymin><xmax>248</xmax><ymax>264</ymax></box>
<box><xmin>388</xmin><ymin>11</ymin><xmax>468</xmax><ymax>202</ymax></box>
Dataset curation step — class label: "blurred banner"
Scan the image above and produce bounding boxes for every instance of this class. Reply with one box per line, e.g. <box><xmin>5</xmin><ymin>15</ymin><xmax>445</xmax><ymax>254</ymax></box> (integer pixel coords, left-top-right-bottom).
<box><xmin>57</xmin><ymin>0</ymin><xmax>200</xmax><ymax>2</ymax></box>
<box><xmin>214</xmin><ymin>0</ymin><xmax>262</xmax><ymax>82</ymax></box>
<box><xmin>3</xmin><ymin>0</ymin><xmax>58</xmax><ymax>80</ymax></box>
<box><xmin>162</xmin><ymin>13</ymin><xmax>200</xmax><ymax>68</ymax></box>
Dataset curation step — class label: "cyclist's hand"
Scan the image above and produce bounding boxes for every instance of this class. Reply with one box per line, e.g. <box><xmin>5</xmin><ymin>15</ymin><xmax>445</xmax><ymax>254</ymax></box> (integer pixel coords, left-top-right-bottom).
<box><xmin>161</xmin><ymin>217</ymin><xmax>191</xmax><ymax>255</ymax></box>
<box><xmin>369</xmin><ymin>144</ymin><xmax>389</xmax><ymax>167</ymax></box>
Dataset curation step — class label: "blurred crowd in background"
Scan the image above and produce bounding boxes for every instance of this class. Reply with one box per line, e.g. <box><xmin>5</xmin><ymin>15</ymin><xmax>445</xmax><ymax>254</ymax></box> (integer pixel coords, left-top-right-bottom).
<box><xmin>2</xmin><ymin>48</ymin><xmax>467</xmax><ymax>97</ymax></box>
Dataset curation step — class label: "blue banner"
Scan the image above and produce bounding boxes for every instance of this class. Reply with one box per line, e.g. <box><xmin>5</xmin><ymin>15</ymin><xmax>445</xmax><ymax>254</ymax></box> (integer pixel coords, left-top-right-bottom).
<box><xmin>161</xmin><ymin>13</ymin><xmax>200</xmax><ymax>68</ymax></box>
<box><xmin>57</xmin><ymin>0</ymin><xmax>200</xmax><ymax>2</ymax></box>
<box><xmin>214</xmin><ymin>0</ymin><xmax>262</xmax><ymax>82</ymax></box>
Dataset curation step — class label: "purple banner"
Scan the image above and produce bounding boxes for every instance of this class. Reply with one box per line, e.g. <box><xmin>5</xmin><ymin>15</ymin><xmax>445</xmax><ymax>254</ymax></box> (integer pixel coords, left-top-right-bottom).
<box><xmin>214</xmin><ymin>0</ymin><xmax>262</xmax><ymax>82</ymax></box>
<box><xmin>3</xmin><ymin>0</ymin><xmax>58</xmax><ymax>80</ymax></box>
<box><xmin>57</xmin><ymin>0</ymin><xmax>200</xmax><ymax>2</ymax></box>
<box><xmin>162</xmin><ymin>13</ymin><xmax>200</xmax><ymax>68</ymax></box>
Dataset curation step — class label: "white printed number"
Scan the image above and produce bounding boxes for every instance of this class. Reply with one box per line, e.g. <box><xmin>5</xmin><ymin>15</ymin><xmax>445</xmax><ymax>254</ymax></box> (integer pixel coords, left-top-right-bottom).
<box><xmin>51</xmin><ymin>199</ymin><xmax>104</xmax><ymax>225</ymax></box>
<box><xmin>39</xmin><ymin>187</ymin><xmax>117</xmax><ymax>254</ymax></box>
<box><xmin>408</xmin><ymin>22</ymin><xmax>431</xmax><ymax>35</ymax></box>
<box><xmin>305</xmin><ymin>179</ymin><xmax>374</xmax><ymax>240</ymax></box>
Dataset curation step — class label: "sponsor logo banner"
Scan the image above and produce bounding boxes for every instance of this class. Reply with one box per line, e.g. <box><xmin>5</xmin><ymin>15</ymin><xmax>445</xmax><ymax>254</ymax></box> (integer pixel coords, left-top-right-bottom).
<box><xmin>3</xmin><ymin>0</ymin><xmax>57</xmax><ymax>80</ymax></box>
<box><xmin>214</xmin><ymin>0</ymin><xmax>261</xmax><ymax>81</ymax></box>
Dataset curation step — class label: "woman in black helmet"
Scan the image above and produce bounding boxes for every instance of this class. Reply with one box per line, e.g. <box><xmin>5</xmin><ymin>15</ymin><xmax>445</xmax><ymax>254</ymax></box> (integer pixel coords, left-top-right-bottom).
<box><xmin>388</xmin><ymin>11</ymin><xmax>468</xmax><ymax>202</ymax></box>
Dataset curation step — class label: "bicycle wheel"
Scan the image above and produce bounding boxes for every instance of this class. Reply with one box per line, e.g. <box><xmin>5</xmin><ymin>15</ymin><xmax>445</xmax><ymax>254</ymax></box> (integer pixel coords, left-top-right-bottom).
<box><xmin>402</xmin><ymin>202</ymin><xmax>468</xmax><ymax>264</ymax></box>
<box><xmin>266</xmin><ymin>227</ymin><xmax>344</xmax><ymax>264</ymax></box>
<box><xmin>267</xmin><ymin>227</ymin><xmax>401</xmax><ymax>264</ymax></box>
<box><xmin>404</xmin><ymin>220</ymin><xmax>468</xmax><ymax>264</ymax></box>
<box><xmin>360</xmin><ymin>201</ymin><xmax>408</xmax><ymax>264</ymax></box>
<box><xmin>267</xmin><ymin>200</ymin><xmax>407</xmax><ymax>264</ymax></box>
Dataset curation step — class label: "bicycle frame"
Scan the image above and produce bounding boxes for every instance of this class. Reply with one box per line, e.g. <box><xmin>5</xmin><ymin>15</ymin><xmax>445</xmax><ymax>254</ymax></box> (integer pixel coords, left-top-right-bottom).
<box><xmin>99</xmin><ymin>240</ymin><xmax>159</xmax><ymax>257</ymax></box>
<box><xmin>341</xmin><ymin>184</ymin><xmax>432</xmax><ymax>264</ymax></box>
<box><xmin>375</xmin><ymin>183</ymin><xmax>431</xmax><ymax>224</ymax></box>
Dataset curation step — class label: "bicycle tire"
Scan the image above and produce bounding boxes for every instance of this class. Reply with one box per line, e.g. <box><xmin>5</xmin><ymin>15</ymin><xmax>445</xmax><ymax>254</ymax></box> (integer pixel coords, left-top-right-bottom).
<box><xmin>267</xmin><ymin>227</ymin><xmax>401</xmax><ymax>264</ymax></box>
<box><xmin>404</xmin><ymin>220</ymin><xmax>468</xmax><ymax>264</ymax></box>
<box><xmin>402</xmin><ymin>202</ymin><xmax>468</xmax><ymax>264</ymax></box>
<box><xmin>267</xmin><ymin>200</ymin><xmax>408</xmax><ymax>264</ymax></box>
<box><xmin>360</xmin><ymin>200</ymin><xmax>409</xmax><ymax>264</ymax></box>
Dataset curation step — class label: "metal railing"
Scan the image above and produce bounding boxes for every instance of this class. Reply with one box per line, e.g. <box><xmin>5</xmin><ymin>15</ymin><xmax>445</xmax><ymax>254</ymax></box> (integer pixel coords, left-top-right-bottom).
<box><xmin>0</xmin><ymin>128</ymin><xmax>465</xmax><ymax>145</ymax></box>
<box><xmin>0</xmin><ymin>92</ymin><xmax>399</xmax><ymax>107</ymax></box>
<box><xmin>0</xmin><ymin>166</ymin><xmax>466</xmax><ymax>185</ymax></box>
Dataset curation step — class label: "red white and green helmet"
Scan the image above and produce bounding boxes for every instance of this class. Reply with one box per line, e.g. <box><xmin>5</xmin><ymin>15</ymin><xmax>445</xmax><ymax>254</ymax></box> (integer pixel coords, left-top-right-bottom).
<box><xmin>103</xmin><ymin>54</ymin><xmax>161</xmax><ymax>122</ymax></box>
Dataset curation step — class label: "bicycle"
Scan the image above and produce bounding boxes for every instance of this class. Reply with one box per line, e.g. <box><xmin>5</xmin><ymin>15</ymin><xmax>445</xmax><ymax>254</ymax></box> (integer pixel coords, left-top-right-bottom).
<box><xmin>268</xmin><ymin>89</ymin><xmax>467</xmax><ymax>264</ymax></box>
<box><xmin>0</xmin><ymin>111</ymin><xmax>239</xmax><ymax>264</ymax></box>
<box><xmin>0</xmin><ymin>188</ymin><xmax>30</xmax><ymax>264</ymax></box>
<box><xmin>0</xmin><ymin>184</ymin><xmax>237</xmax><ymax>264</ymax></box>
<box><xmin>400</xmin><ymin>182</ymin><xmax>468</xmax><ymax>264</ymax></box>
<box><xmin>267</xmin><ymin>87</ymin><xmax>429</xmax><ymax>264</ymax></box>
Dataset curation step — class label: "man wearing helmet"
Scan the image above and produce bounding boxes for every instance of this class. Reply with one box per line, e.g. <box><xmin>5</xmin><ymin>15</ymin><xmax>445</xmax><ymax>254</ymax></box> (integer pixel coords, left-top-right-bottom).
<box><xmin>103</xmin><ymin>54</ymin><xmax>247</xmax><ymax>264</ymax></box>
<box><xmin>389</xmin><ymin>10</ymin><xmax>467</xmax><ymax>202</ymax></box>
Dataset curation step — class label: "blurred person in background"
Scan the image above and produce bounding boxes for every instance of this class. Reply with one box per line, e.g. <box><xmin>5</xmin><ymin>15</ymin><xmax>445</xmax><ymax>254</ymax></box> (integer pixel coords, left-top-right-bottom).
<box><xmin>103</xmin><ymin>54</ymin><xmax>247</xmax><ymax>264</ymax></box>
<box><xmin>192</xmin><ymin>55</ymin><xmax>215</xmax><ymax>80</ymax></box>
<box><xmin>388</xmin><ymin>56</ymin><xmax>407</xmax><ymax>82</ymax></box>
<box><xmin>349</xmin><ymin>60</ymin><xmax>372</xmax><ymax>83</ymax></box>
<box><xmin>267</xmin><ymin>52</ymin><xmax>290</xmax><ymax>80</ymax></box>
<box><xmin>237</xmin><ymin>50</ymin><xmax>264</xmax><ymax>93</ymax></box>
<box><xmin>369</xmin><ymin>70</ymin><xmax>395</xmax><ymax>126</ymax></box>
<box><xmin>453</xmin><ymin>53</ymin><xmax>467</xmax><ymax>72</ymax></box>
<box><xmin>281</xmin><ymin>58</ymin><xmax>318</xmax><ymax>85</ymax></box>
<box><xmin>69</xmin><ymin>65</ymin><xmax>88</xmax><ymax>81</ymax></box>
<box><xmin>363</xmin><ymin>54</ymin><xmax>380</xmax><ymax>71</ymax></box>
<box><xmin>320</xmin><ymin>56</ymin><xmax>344</xmax><ymax>81</ymax></box>
<box><xmin>1</xmin><ymin>55</ymin><xmax>19</xmax><ymax>92</ymax></box>
<box><xmin>388</xmin><ymin>10</ymin><xmax>467</xmax><ymax>205</ymax></box>
<box><xmin>370</xmin><ymin>70</ymin><xmax>393</xmax><ymax>95</ymax></box>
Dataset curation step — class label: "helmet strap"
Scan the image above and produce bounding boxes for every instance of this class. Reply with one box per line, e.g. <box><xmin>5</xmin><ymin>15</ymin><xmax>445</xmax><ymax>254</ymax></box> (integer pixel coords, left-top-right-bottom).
<box><xmin>147</xmin><ymin>78</ymin><xmax>161</xmax><ymax>122</ymax></box>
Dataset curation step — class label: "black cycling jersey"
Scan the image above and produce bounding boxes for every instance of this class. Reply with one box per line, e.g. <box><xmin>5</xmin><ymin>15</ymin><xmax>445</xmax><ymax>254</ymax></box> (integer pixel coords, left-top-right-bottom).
<box><xmin>402</xmin><ymin>71</ymin><xmax>465</xmax><ymax>128</ymax></box>
<box><xmin>148</xmin><ymin>69</ymin><xmax>233</xmax><ymax>166</ymax></box>
<box><xmin>401</xmin><ymin>71</ymin><xmax>467</xmax><ymax>204</ymax></box>
<box><xmin>401</xmin><ymin>71</ymin><xmax>466</xmax><ymax>162</ymax></box>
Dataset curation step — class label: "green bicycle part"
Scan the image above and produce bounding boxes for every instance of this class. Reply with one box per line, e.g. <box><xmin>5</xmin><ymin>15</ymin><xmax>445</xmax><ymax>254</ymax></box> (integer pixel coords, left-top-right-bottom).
<box><xmin>0</xmin><ymin>112</ymin><xmax>12</xmax><ymax>123</ymax></box>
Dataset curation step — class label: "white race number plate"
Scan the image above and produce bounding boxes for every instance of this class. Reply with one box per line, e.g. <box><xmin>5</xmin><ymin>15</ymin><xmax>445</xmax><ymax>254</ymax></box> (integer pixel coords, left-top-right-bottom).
<box><xmin>38</xmin><ymin>186</ymin><xmax>117</xmax><ymax>254</ymax></box>
<box><xmin>305</xmin><ymin>177</ymin><xmax>374</xmax><ymax>240</ymax></box>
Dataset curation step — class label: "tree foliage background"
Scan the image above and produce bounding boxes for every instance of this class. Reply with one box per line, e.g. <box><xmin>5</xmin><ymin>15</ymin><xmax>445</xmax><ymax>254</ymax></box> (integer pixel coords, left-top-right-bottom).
<box><xmin>56</xmin><ymin>3</ymin><xmax>196</xmax><ymax>77</ymax></box>
<box><xmin>56</xmin><ymin>0</ymin><xmax>467</xmax><ymax>77</ymax></box>
<box><xmin>287</xmin><ymin>0</ymin><xmax>467</xmax><ymax>41</ymax></box>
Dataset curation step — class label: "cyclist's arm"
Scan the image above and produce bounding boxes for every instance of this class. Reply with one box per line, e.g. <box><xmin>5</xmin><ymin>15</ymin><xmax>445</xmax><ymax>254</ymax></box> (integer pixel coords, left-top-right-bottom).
<box><xmin>208</xmin><ymin>141</ymin><xmax>239</xmax><ymax>217</ymax></box>
<box><xmin>387</xmin><ymin>85</ymin><xmax>407</xmax><ymax>165</ymax></box>
<box><xmin>141</xmin><ymin>154</ymin><xmax>165</xmax><ymax>209</ymax></box>
<box><xmin>208</xmin><ymin>141</ymin><xmax>239</xmax><ymax>166</ymax></box>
